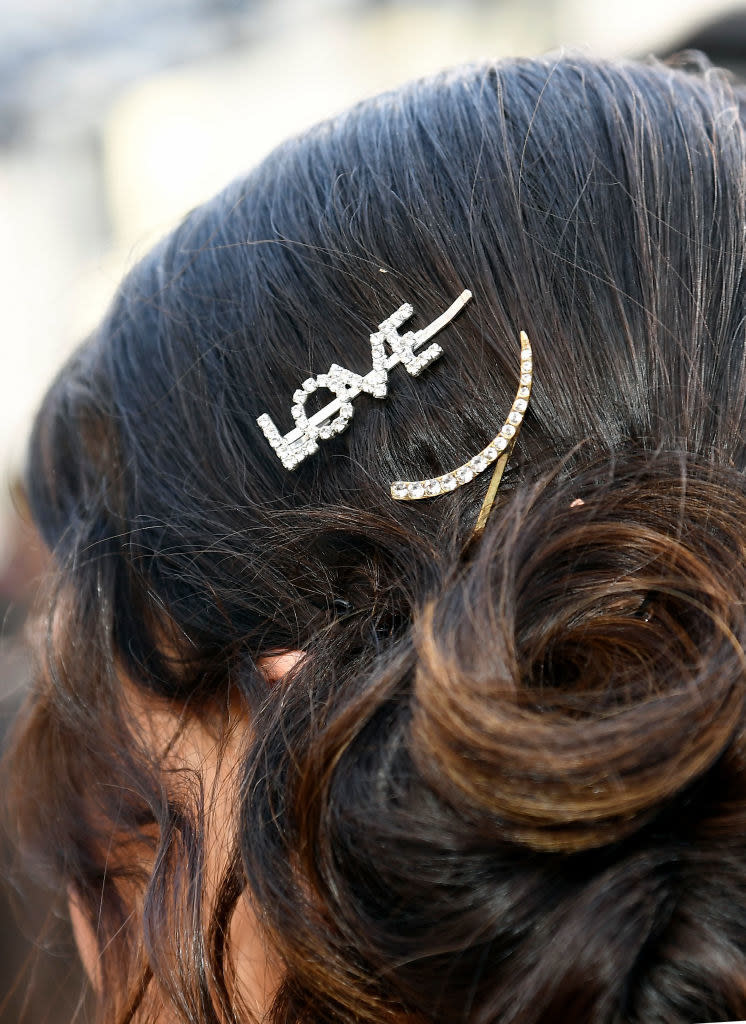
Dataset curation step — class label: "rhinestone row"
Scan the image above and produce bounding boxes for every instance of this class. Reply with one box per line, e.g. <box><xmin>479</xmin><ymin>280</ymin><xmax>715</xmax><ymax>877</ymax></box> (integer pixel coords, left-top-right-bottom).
<box><xmin>390</xmin><ymin>334</ymin><xmax>532</xmax><ymax>500</ymax></box>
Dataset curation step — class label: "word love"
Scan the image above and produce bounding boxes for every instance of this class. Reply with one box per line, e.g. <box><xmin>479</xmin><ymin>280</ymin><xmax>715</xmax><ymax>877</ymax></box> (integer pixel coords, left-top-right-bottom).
<box><xmin>257</xmin><ymin>290</ymin><xmax>472</xmax><ymax>469</ymax></box>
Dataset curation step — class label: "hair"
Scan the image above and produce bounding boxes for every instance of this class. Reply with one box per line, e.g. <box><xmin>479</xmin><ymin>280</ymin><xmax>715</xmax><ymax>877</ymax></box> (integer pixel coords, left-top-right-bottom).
<box><xmin>7</xmin><ymin>51</ymin><xmax>746</xmax><ymax>1024</ymax></box>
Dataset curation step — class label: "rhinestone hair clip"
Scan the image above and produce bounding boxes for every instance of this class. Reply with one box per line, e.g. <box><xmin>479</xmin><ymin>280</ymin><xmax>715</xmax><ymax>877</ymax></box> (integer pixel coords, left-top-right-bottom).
<box><xmin>256</xmin><ymin>291</ymin><xmax>532</xmax><ymax>532</ymax></box>
<box><xmin>257</xmin><ymin>291</ymin><xmax>473</xmax><ymax>469</ymax></box>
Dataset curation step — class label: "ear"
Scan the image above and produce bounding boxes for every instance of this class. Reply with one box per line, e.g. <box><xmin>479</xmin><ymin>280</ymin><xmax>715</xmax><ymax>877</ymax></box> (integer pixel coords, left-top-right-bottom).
<box><xmin>68</xmin><ymin>887</ymin><xmax>101</xmax><ymax>990</ymax></box>
<box><xmin>256</xmin><ymin>650</ymin><xmax>304</xmax><ymax>684</ymax></box>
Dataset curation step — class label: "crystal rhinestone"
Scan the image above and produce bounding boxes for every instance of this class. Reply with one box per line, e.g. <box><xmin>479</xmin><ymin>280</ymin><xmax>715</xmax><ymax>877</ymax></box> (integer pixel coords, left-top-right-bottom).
<box><xmin>484</xmin><ymin>446</ymin><xmax>498</xmax><ymax>460</ymax></box>
<box><xmin>518</xmin><ymin>386</ymin><xmax>530</xmax><ymax>398</ymax></box>
<box><xmin>318</xmin><ymin>425</ymin><xmax>333</xmax><ymax>440</ymax></box>
<box><xmin>495</xmin><ymin>436</ymin><xmax>509</xmax><ymax>450</ymax></box>
<box><xmin>293</xmin><ymin>389</ymin><xmax>305</xmax><ymax>404</ymax></box>
<box><xmin>522</xmin><ymin>361</ymin><xmax>532</xmax><ymax>373</ymax></box>
<box><xmin>514</xmin><ymin>398</ymin><xmax>528</xmax><ymax>413</ymax></box>
<box><xmin>508</xmin><ymin>411</ymin><xmax>522</xmax><ymax>425</ymax></box>
<box><xmin>456</xmin><ymin>465</ymin><xmax>474</xmax><ymax>483</ymax></box>
<box><xmin>425</xmin><ymin>479</ymin><xmax>442</xmax><ymax>496</ymax></box>
<box><xmin>408</xmin><ymin>482</ymin><xmax>425</xmax><ymax>498</ymax></box>
<box><xmin>316</xmin><ymin>374</ymin><xmax>329</xmax><ymax>388</ymax></box>
<box><xmin>501</xmin><ymin>423</ymin><xmax>516</xmax><ymax>438</ymax></box>
<box><xmin>521</xmin><ymin>349</ymin><xmax>532</xmax><ymax>362</ymax></box>
<box><xmin>440</xmin><ymin>475</ymin><xmax>457</xmax><ymax>491</ymax></box>
<box><xmin>470</xmin><ymin>455</ymin><xmax>488</xmax><ymax>472</ymax></box>
<box><xmin>291</xmin><ymin>404</ymin><xmax>303</xmax><ymax>419</ymax></box>
<box><xmin>341</xmin><ymin>402</ymin><xmax>354</xmax><ymax>418</ymax></box>
<box><xmin>391</xmin><ymin>482</ymin><xmax>408</xmax><ymax>499</ymax></box>
<box><xmin>520</xmin><ymin>374</ymin><xmax>532</xmax><ymax>386</ymax></box>
<box><xmin>302</xmin><ymin>378</ymin><xmax>317</xmax><ymax>392</ymax></box>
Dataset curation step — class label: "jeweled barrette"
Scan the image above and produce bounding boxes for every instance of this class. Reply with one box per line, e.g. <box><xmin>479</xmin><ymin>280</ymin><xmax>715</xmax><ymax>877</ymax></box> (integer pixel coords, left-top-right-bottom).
<box><xmin>257</xmin><ymin>291</ymin><xmax>472</xmax><ymax>470</ymax></box>
<box><xmin>256</xmin><ymin>292</ymin><xmax>532</xmax><ymax>531</ymax></box>
<box><xmin>391</xmin><ymin>329</ymin><xmax>531</xmax><ymax>504</ymax></box>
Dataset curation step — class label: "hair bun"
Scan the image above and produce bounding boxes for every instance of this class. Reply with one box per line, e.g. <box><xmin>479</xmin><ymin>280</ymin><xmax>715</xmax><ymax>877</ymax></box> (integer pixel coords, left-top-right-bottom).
<box><xmin>411</xmin><ymin>454</ymin><xmax>746</xmax><ymax>852</ymax></box>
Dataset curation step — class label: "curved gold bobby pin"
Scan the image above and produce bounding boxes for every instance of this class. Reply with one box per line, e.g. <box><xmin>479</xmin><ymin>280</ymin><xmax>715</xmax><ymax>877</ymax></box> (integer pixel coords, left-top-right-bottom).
<box><xmin>390</xmin><ymin>331</ymin><xmax>532</xmax><ymax>533</ymax></box>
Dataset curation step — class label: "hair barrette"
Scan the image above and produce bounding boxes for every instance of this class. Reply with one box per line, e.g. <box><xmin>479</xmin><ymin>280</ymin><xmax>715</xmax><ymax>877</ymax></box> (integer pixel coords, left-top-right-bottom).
<box><xmin>256</xmin><ymin>291</ymin><xmax>532</xmax><ymax>535</ymax></box>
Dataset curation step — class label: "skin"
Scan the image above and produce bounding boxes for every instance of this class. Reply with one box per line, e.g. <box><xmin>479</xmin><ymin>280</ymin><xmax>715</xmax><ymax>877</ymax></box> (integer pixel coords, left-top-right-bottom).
<box><xmin>69</xmin><ymin>651</ymin><xmax>303</xmax><ymax>1021</ymax></box>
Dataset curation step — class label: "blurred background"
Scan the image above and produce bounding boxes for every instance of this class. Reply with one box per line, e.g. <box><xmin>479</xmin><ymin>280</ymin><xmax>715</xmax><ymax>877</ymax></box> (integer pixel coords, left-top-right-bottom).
<box><xmin>1</xmin><ymin>0</ymin><xmax>745</xmax><ymax>1019</ymax></box>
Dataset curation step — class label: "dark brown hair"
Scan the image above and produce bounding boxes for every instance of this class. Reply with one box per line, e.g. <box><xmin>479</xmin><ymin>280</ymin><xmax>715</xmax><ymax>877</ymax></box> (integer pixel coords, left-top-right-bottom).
<box><xmin>8</xmin><ymin>52</ymin><xmax>746</xmax><ymax>1023</ymax></box>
